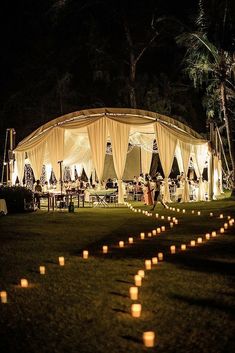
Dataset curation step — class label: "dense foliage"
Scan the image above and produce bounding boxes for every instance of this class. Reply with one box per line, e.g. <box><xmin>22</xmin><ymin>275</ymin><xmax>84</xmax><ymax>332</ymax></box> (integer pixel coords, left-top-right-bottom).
<box><xmin>0</xmin><ymin>186</ymin><xmax>34</xmax><ymax>213</ymax></box>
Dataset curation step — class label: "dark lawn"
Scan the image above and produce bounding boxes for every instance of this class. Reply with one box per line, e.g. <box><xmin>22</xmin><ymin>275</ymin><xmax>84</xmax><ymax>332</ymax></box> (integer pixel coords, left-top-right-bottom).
<box><xmin>0</xmin><ymin>199</ymin><xmax>234</xmax><ymax>353</ymax></box>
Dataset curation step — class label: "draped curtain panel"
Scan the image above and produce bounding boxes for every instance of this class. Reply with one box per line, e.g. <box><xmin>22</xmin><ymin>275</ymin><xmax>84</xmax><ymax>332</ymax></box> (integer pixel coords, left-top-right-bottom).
<box><xmin>107</xmin><ymin>119</ymin><xmax>130</xmax><ymax>203</ymax></box>
<box><xmin>83</xmin><ymin>159</ymin><xmax>93</xmax><ymax>181</ymax></box>
<box><xmin>14</xmin><ymin>151</ymin><xmax>25</xmax><ymax>184</ymax></box>
<box><xmin>179</xmin><ymin>141</ymin><xmax>191</xmax><ymax>202</ymax></box>
<box><xmin>28</xmin><ymin>143</ymin><xmax>46</xmax><ymax>180</ymax></box>
<box><xmin>175</xmin><ymin>143</ymin><xmax>184</xmax><ymax>173</ymax></box>
<box><xmin>141</xmin><ymin>148</ymin><xmax>152</xmax><ymax>175</ymax></box>
<box><xmin>46</xmin><ymin>127</ymin><xmax>64</xmax><ymax>181</ymax></box>
<box><xmin>155</xmin><ymin>122</ymin><xmax>178</xmax><ymax>203</ymax></box>
<box><xmin>87</xmin><ymin>117</ymin><xmax>107</xmax><ymax>183</ymax></box>
<box><xmin>213</xmin><ymin>155</ymin><xmax>220</xmax><ymax>197</ymax></box>
<box><xmin>193</xmin><ymin>144</ymin><xmax>208</xmax><ymax>200</ymax></box>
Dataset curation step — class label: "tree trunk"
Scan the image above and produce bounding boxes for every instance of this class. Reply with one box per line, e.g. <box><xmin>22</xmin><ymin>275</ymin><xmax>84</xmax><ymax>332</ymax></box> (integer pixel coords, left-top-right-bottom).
<box><xmin>129</xmin><ymin>57</ymin><xmax>137</xmax><ymax>108</ymax></box>
<box><xmin>220</xmin><ymin>82</ymin><xmax>235</xmax><ymax>194</ymax></box>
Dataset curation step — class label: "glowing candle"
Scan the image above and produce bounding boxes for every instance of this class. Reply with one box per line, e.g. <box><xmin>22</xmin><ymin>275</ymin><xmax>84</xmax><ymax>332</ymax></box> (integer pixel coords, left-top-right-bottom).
<box><xmin>119</xmin><ymin>241</ymin><xmax>124</xmax><ymax>248</ymax></box>
<box><xmin>134</xmin><ymin>209</ymin><xmax>137</xmax><ymax>213</ymax></box>
<box><xmin>142</xmin><ymin>210</ymin><xmax>145</xmax><ymax>214</ymax></box>
<box><xmin>155</xmin><ymin>213</ymin><xmax>159</xmax><ymax>218</ymax></box>
<box><xmin>192</xmin><ymin>210</ymin><xmax>195</xmax><ymax>214</ymax></box>
<box><xmin>83</xmin><ymin>250</ymin><xmax>89</xmax><ymax>259</ymax></box>
<box><xmin>140</xmin><ymin>232</ymin><xmax>145</xmax><ymax>240</ymax></box>
<box><xmin>182</xmin><ymin>209</ymin><xmax>185</xmax><ymax>213</ymax></box>
<box><xmin>0</xmin><ymin>291</ymin><xmax>7</xmax><ymax>304</ymax></box>
<box><xmin>224</xmin><ymin>223</ymin><xmax>228</xmax><ymax>229</ymax></box>
<box><xmin>181</xmin><ymin>244</ymin><xmax>186</xmax><ymax>251</ymax></box>
<box><xmin>157</xmin><ymin>228</ymin><xmax>161</xmax><ymax>234</ymax></box>
<box><xmin>59</xmin><ymin>257</ymin><xmax>64</xmax><ymax>266</ymax></box>
<box><xmin>198</xmin><ymin>211</ymin><xmax>201</xmax><ymax>216</ymax></box>
<box><xmin>211</xmin><ymin>231</ymin><xmax>216</xmax><ymax>237</ymax></box>
<box><xmin>128</xmin><ymin>237</ymin><xmax>134</xmax><ymax>244</ymax></box>
<box><xmin>161</xmin><ymin>215</ymin><xmax>165</xmax><ymax>220</ymax></box>
<box><xmin>138</xmin><ymin>209</ymin><xmax>141</xmax><ymax>213</ymax></box>
<box><xmin>21</xmin><ymin>279</ymin><xmax>28</xmax><ymax>288</ymax></box>
<box><xmin>174</xmin><ymin>219</ymin><xmax>178</xmax><ymax>225</ymax></box>
<box><xmin>152</xmin><ymin>230</ymin><xmax>157</xmax><ymax>236</ymax></box>
<box><xmin>158</xmin><ymin>252</ymin><xmax>163</xmax><ymax>261</ymax></box>
<box><xmin>131</xmin><ymin>303</ymin><xmax>141</xmax><ymax>318</ymax></box>
<box><xmin>210</xmin><ymin>212</ymin><xmax>213</xmax><ymax>217</ymax></box>
<box><xmin>134</xmin><ymin>275</ymin><xmax>142</xmax><ymax>286</ymax></box>
<box><xmin>172</xmin><ymin>217</ymin><xmax>176</xmax><ymax>221</ymax></box>
<box><xmin>172</xmin><ymin>208</ymin><xmax>175</xmax><ymax>211</ymax></box>
<box><xmin>170</xmin><ymin>245</ymin><xmax>176</xmax><ymax>254</ymax></box>
<box><xmin>227</xmin><ymin>216</ymin><xmax>231</xmax><ymax>220</ymax></box>
<box><xmin>103</xmin><ymin>245</ymin><xmax>108</xmax><ymax>254</ymax></box>
<box><xmin>220</xmin><ymin>227</ymin><xmax>224</xmax><ymax>234</ymax></box>
<box><xmin>197</xmin><ymin>237</ymin><xmax>202</xmax><ymax>244</ymax></box>
<box><xmin>152</xmin><ymin>257</ymin><xmax>158</xmax><ymax>264</ymax></box>
<box><xmin>205</xmin><ymin>233</ymin><xmax>210</xmax><ymax>240</ymax></box>
<box><xmin>129</xmin><ymin>286</ymin><xmax>138</xmax><ymax>300</ymax></box>
<box><xmin>161</xmin><ymin>226</ymin><xmax>165</xmax><ymax>232</ymax></box>
<box><xmin>177</xmin><ymin>208</ymin><xmax>180</xmax><ymax>212</ymax></box>
<box><xmin>190</xmin><ymin>240</ymin><xmax>196</xmax><ymax>247</ymax></box>
<box><xmin>170</xmin><ymin>222</ymin><xmax>174</xmax><ymax>228</ymax></box>
<box><xmin>167</xmin><ymin>216</ymin><xmax>171</xmax><ymax>221</ymax></box>
<box><xmin>148</xmin><ymin>232</ymin><xmax>152</xmax><ymax>237</ymax></box>
<box><xmin>138</xmin><ymin>270</ymin><xmax>145</xmax><ymax>278</ymax></box>
<box><xmin>143</xmin><ymin>331</ymin><xmax>155</xmax><ymax>348</ymax></box>
<box><xmin>219</xmin><ymin>214</ymin><xmax>223</xmax><ymax>219</ymax></box>
<box><xmin>148</xmin><ymin>213</ymin><xmax>152</xmax><ymax>217</ymax></box>
<box><xmin>39</xmin><ymin>266</ymin><xmax>46</xmax><ymax>275</ymax></box>
<box><xmin>145</xmin><ymin>260</ymin><xmax>152</xmax><ymax>270</ymax></box>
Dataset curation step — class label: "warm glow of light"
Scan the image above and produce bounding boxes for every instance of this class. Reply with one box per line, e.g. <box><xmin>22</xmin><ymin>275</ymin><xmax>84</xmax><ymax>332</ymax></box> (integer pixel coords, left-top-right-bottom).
<box><xmin>181</xmin><ymin>244</ymin><xmax>186</xmax><ymax>251</ymax></box>
<box><xmin>182</xmin><ymin>209</ymin><xmax>186</xmax><ymax>213</ymax></box>
<box><xmin>157</xmin><ymin>228</ymin><xmax>161</xmax><ymax>234</ymax></box>
<box><xmin>161</xmin><ymin>215</ymin><xmax>165</xmax><ymax>219</ymax></box>
<box><xmin>134</xmin><ymin>275</ymin><xmax>142</xmax><ymax>286</ymax></box>
<box><xmin>211</xmin><ymin>231</ymin><xmax>216</xmax><ymax>237</ymax></box>
<box><xmin>170</xmin><ymin>222</ymin><xmax>174</xmax><ymax>228</ymax></box>
<box><xmin>21</xmin><ymin>279</ymin><xmax>28</xmax><ymax>288</ymax></box>
<box><xmin>152</xmin><ymin>230</ymin><xmax>157</xmax><ymax>236</ymax></box>
<box><xmin>119</xmin><ymin>241</ymin><xmax>124</xmax><ymax>248</ymax></box>
<box><xmin>128</xmin><ymin>237</ymin><xmax>133</xmax><ymax>244</ymax></box>
<box><xmin>155</xmin><ymin>213</ymin><xmax>159</xmax><ymax>218</ymax></box>
<box><xmin>129</xmin><ymin>287</ymin><xmax>138</xmax><ymax>300</ymax></box>
<box><xmin>145</xmin><ymin>260</ymin><xmax>152</xmax><ymax>270</ymax></box>
<box><xmin>158</xmin><ymin>252</ymin><xmax>163</xmax><ymax>261</ymax></box>
<box><xmin>205</xmin><ymin>233</ymin><xmax>210</xmax><ymax>240</ymax></box>
<box><xmin>224</xmin><ymin>223</ymin><xmax>228</xmax><ymax>229</ymax></box>
<box><xmin>59</xmin><ymin>257</ymin><xmax>65</xmax><ymax>266</ymax></box>
<box><xmin>131</xmin><ymin>303</ymin><xmax>142</xmax><ymax>318</ymax></box>
<box><xmin>83</xmin><ymin>250</ymin><xmax>89</xmax><ymax>259</ymax></box>
<box><xmin>167</xmin><ymin>216</ymin><xmax>171</xmax><ymax>221</ymax></box>
<box><xmin>143</xmin><ymin>331</ymin><xmax>155</xmax><ymax>348</ymax></box>
<box><xmin>152</xmin><ymin>257</ymin><xmax>158</xmax><ymax>264</ymax></box>
<box><xmin>190</xmin><ymin>240</ymin><xmax>196</xmax><ymax>247</ymax></box>
<box><xmin>198</xmin><ymin>211</ymin><xmax>201</xmax><ymax>216</ymax></box>
<box><xmin>0</xmin><ymin>291</ymin><xmax>7</xmax><ymax>304</ymax></box>
<box><xmin>219</xmin><ymin>214</ymin><xmax>223</xmax><ymax>219</ymax></box>
<box><xmin>103</xmin><ymin>245</ymin><xmax>108</xmax><ymax>254</ymax></box>
<box><xmin>210</xmin><ymin>212</ymin><xmax>213</xmax><ymax>217</ymax></box>
<box><xmin>170</xmin><ymin>245</ymin><xmax>176</xmax><ymax>254</ymax></box>
<box><xmin>148</xmin><ymin>232</ymin><xmax>152</xmax><ymax>237</ymax></box>
<box><xmin>197</xmin><ymin>237</ymin><xmax>202</xmax><ymax>244</ymax></box>
<box><xmin>220</xmin><ymin>227</ymin><xmax>224</xmax><ymax>234</ymax></box>
<box><xmin>161</xmin><ymin>226</ymin><xmax>165</xmax><ymax>232</ymax></box>
<box><xmin>140</xmin><ymin>232</ymin><xmax>145</xmax><ymax>240</ymax></box>
<box><xmin>192</xmin><ymin>210</ymin><xmax>195</xmax><ymax>214</ymax></box>
<box><xmin>39</xmin><ymin>266</ymin><xmax>46</xmax><ymax>275</ymax></box>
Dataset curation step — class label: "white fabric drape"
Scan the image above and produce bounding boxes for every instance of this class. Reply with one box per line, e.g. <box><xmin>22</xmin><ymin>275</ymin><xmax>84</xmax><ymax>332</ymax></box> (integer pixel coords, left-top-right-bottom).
<box><xmin>46</xmin><ymin>127</ymin><xmax>64</xmax><ymax>180</ymax></box>
<box><xmin>193</xmin><ymin>144</ymin><xmax>208</xmax><ymax>200</ymax></box>
<box><xmin>28</xmin><ymin>143</ymin><xmax>45</xmax><ymax>180</ymax></box>
<box><xmin>155</xmin><ymin>122</ymin><xmax>178</xmax><ymax>202</ymax></box>
<box><xmin>175</xmin><ymin>143</ymin><xmax>184</xmax><ymax>173</ymax></box>
<box><xmin>83</xmin><ymin>159</ymin><xmax>93</xmax><ymax>181</ymax></box>
<box><xmin>107</xmin><ymin>119</ymin><xmax>130</xmax><ymax>203</ymax></box>
<box><xmin>213</xmin><ymin>155</ymin><xmax>221</xmax><ymax>197</ymax></box>
<box><xmin>141</xmin><ymin>148</ymin><xmax>152</xmax><ymax>175</ymax></box>
<box><xmin>179</xmin><ymin>141</ymin><xmax>191</xmax><ymax>202</ymax></box>
<box><xmin>14</xmin><ymin>151</ymin><xmax>25</xmax><ymax>184</ymax></box>
<box><xmin>87</xmin><ymin>117</ymin><xmax>107</xmax><ymax>183</ymax></box>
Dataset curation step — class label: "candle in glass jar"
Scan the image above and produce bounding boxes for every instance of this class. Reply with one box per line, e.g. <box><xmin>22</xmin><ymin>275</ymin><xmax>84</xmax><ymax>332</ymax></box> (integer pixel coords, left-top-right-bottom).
<box><xmin>177</xmin><ymin>208</ymin><xmax>180</xmax><ymax>212</ymax></box>
<box><xmin>39</xmin><ymin>266</ymin><xmax>46</xmax><ymax>275</ymax></box>
<box><xmin>138</xmin><ymin>270</ymin><xmax>145</xmax><ymax>278</ymax></box>
<box><xmin>167</xmin><ymin>216</ymin><xmax>171</xmax><ymax>221</ymax></box>
<box><xmin>148</xmin><ymin>232</ymin><xmax>152</xmax><ymax>237</ymax></box>
<box><xmin>145</xmin><ymin>260</ymin><xmax>152</xmax><ymax>270</ymax></box>
<box><xmin>205</xmin><ymin>233</ymin><xmax>210</xmax><ymax>240</ymax></box>
<box><xmin>0</xmin><ymin>291</ymin><xmax>7</xmax><ymax>304</ymax></box>
<box><xmin>119</xmin><ymin>241</ymin><xmax>124</xmax><ymax>248</ymax></box>
<box><xmin>170</xmin><ymin>245</ymin><xmax>176</xmax><ymax>254</ymax></box>
<box><xmin>211</xmin><ymin>231</ymin><xmax>216</xmax><ymax>237</ymax></box>
<box><xmin>174</xmin><ymin>219</ymin><xmax>178</xmax><ymax>225</ymax></box>
<box><xmin>83</xmin><ymin>250</ymin><xmax>89</xmax><ymax>259</ymax></box>
<box><xmin>197</xmin><ymin>237</ymin><xmax>202</xmax><ymax>244</ymax></box>
<box><xmin>181</xmin><ymin>244</ymin><xmax>186</xmax><ymax>251</ymax></box>
<box><xmin>129</xmin><ymin>286</ymin><xmax>138</xmax><ymax>300</ymax></box>
<box><xmin>161</xmin><ymin>226</ymin><xmax>165</xmax><ymax>232</ymax></box>
<box><xmin>210</xmin><ymin>212</ymin><xmax>213</xmax><ymax>217</ymax></box>
<box><xmin>143</xmin><ymin>331</ymin><xmax>155</xmax><ymax>348</ymax></box>
<box><xmin>170</xmin><ymin>222</ymin><xmax>174</xmax><ymax>228</ymax></box>
<box><xmin>103</xmin><ymin>245</ymin><xmax>108</xmax><ymax>254</ymax></box>
<box><xmin>190</xmin><ymin>240</ymin><xmax>196</xmax><ymax>247</ymax></box>
<box><xmin>140</xmin><ymin>232</ymin><xmax>145</xmax><ymax>240</ymax></box>
<box><xmin>128</xmin><ymin>237</ymin><xmax>134</xmax><ymax>244</ymax></box>
<box><xmin>152</xmin><ymin>257</ymin><xmax>158</xmax><ymax>264</ymax></box>
<box><xmin>198</xmin><ymin>211</ymin><xmax>201</xmax><ymax>216</ymax></box>
<box><xmin>59</xmin><ymin>256</ymin><xmax>65</xmax><ymax>266</ymax></box>
<box><xmin>134</xmin><ymin>275</ymin><xmax>142</xmax><ymax>286</ymax></box>
<box><xmin>182</xmin><ymin>209</ymin><xmax>186</xmax><ymax>213</ymax></box>
<box><xmin>131</xmin><ymin>303</ymin><xmax>142</xmax><ymax>318</ymax></box>
<box><xmin>152</xmin><ymin>230</ymin><xmax>157</xmax><ymax>236</ymax></box>
<box><xmin>21</xmin><ymin>279</ymin><xmax>28</xmax><ymax>288</ymax></box>
<box><xmin>192</xmin><ymin>210</ymin><xmax>195</xmax><ymax>214</ymax></box>
<box><xmin>219</xmin><ymin>214</ymin><xmax>223</xmax><ymax>219</ymax></box>
<box><xmin>157</xmin><ymin>228</ymin><xmax>161</xmax><ymax>234</ymax></box>
<box><xmin>158</xmin><ymin>252</ymin><xmax>163</xmax><ymax>261</ymax></box>
<box><xmin>220</xmin><ymin>227</ymin><xmax>225</xmax><ymax>234</ymax></box>
<box><xmin>224</xmin><ymin>223</ymin><xmax>228</xmax><ymax>229</ymax></box>
<box><xmin>155</xmin><ymin>213</ymin><xmax>159</xmax><ymax>218</ymax></box>
<box><xmin>161</xmin><ymin>215</ymin><xmax>165</xmax><ymax>219</ymax></box>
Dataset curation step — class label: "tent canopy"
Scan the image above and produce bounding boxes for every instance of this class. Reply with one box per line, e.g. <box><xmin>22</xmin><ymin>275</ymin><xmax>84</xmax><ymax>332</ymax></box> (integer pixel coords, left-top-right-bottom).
<box><xmin>14</xmin><ymin>108</ymin><xmax>210</xmax><ymax>202</ymax></box>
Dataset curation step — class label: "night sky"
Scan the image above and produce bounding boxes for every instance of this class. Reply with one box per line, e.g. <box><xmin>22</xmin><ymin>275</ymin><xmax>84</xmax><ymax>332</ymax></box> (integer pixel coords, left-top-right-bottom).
<box><xmin>0</xmin><ymin>0</ymin><xmax>231</xmax><ymax>152</ymax></box>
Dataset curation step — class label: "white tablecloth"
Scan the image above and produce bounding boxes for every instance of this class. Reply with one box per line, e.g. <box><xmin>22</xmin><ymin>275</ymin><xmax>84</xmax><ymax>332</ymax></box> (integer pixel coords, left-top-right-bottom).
<box><xmin>0</xmin><ymin>199</ymin><xmax>8</xmax><ymax>215</ymax></box>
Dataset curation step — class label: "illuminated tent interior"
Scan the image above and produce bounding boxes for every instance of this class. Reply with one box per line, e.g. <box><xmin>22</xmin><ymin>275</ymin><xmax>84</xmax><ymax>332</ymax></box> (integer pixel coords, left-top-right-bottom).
<box><xmin>13</xmin><ymin>107</ymin><xmax>213</xmax><ymax>203</ymax></box>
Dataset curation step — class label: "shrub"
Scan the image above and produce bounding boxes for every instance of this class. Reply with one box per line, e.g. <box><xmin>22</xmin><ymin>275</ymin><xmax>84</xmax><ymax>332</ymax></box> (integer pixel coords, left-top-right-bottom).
<box><xmin>0</xmin><ymin>186</ymin><xmax>34</xmax><ymax>213</ymax></box>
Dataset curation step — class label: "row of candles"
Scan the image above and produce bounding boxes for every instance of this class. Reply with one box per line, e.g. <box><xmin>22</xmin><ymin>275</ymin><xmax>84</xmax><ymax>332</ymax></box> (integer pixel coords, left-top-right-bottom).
<box><xmin>1</xmin><ymin>203</ymin><xmax>234</xmax><ymax>348</ymax></box>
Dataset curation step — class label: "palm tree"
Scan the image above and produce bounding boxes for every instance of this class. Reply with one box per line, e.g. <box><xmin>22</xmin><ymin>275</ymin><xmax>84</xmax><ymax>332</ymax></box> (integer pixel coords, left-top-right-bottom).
<box><xmin>177</xmin><ymin>1</ymin><xmax>235</xmax><ymax>193</ymax></box>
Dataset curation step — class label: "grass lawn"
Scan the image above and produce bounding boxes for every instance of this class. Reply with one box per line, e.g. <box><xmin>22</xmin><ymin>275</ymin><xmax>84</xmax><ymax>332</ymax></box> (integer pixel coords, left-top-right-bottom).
<box><xmin>0</xmin><ymin>198</ymin><xmax>234</xmax><ymax>353</ymax></box>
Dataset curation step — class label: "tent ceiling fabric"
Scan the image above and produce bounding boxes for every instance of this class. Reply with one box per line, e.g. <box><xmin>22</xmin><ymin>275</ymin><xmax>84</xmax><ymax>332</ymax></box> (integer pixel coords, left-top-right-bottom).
<box><xmin>14</xmin><ymin>108</ymin><xmax>211</xmax><ymax>202</ymax></box>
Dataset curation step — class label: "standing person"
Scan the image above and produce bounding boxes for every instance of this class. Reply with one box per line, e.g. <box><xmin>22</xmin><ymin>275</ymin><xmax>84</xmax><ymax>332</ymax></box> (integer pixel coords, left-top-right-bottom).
<box><xmin>150</xmin><ymin>177</ymin><xmax>167</xmax><ymax>210</ymax></box>
<box><xmin>143</xmin><ymin>177</ymin><xmax>153</xmax><ymax>205</ymax></box>
<box><xmin>34</xmin><ymin>179</ymin><xmax>42</xmax><ymax>209</ymax></box>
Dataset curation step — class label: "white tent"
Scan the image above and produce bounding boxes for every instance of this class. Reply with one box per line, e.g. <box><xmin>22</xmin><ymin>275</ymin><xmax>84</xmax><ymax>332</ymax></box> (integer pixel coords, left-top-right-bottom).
<box><xmin>13</xmin><ymin>107</ymin><xmax>211</xmax><ymax>203</ymax></box>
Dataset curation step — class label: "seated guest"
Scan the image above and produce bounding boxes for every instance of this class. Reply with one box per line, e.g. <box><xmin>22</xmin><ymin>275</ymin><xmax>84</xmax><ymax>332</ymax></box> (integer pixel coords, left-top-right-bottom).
<box><xmin>106</xmin><ymin>178</ymin><xmax>113</xmax><ymax>189</ymax></box>
<box><xmin>34</xmin><ymin>180</ymin><xmax>42</xmax><ymax>209</ymax></box>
